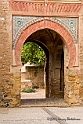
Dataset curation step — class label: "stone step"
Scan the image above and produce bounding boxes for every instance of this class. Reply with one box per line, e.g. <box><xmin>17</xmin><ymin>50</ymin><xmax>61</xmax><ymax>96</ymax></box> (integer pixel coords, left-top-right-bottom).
<box><xmin>20</xmin><ymin>98</ymin><xmax>69</xmax><ymax>107</ymax></box>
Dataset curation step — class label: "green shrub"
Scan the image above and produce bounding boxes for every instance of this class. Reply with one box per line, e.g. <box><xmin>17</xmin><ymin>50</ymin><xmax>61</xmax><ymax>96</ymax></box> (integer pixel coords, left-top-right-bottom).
<box><xmin>32</xmin><ymin>85</ymin><xmax>39</xmax><ymax>89</ymax></box>
<box><xmin>22</xmin><ymin>88</ymin><xmax>36</xmax><ymax>93</ymax></box>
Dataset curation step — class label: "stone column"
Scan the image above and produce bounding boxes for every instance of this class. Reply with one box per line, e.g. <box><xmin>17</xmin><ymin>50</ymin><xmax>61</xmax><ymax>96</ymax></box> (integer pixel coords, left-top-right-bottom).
<box><xmin>9</xmin><ymin>66</ymin><xmax>21</xmax><ymax>107</ymax></box>
<box><xmin>64</xmin><ymin>45</ymin><xmax>80</xmax><ymax>106</ymax></box>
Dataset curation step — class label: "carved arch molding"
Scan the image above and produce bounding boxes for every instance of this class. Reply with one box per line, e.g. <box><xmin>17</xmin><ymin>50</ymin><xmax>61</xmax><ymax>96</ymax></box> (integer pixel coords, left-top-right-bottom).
<box><xmin>13</xmin><ymin>16</ymin><xmax>79</xmax><ymax>66</ymax></box>
<box><xmin>13</xmin><ymin>16</ymin><xmax>78</xmax><ymax>48</ymax></box>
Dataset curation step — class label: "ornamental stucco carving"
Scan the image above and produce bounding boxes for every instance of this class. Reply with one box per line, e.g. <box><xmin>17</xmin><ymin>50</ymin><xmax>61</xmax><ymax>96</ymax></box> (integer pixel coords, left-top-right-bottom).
<box><xmin>13</xmin><ymin>16</ymin><xmax>78</xmax><ymax>48</ymax></box>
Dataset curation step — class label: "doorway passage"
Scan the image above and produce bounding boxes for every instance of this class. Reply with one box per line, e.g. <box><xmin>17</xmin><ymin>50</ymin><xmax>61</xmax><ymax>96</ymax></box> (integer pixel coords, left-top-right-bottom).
<box><xmin>21</xmin><ymin>42</ymin><xmax>46</xmax><ymax>99</ymax></box>
<box><xmin>20</xmin><ymin>28</ymin><xmax>65</xmax><ymax>105</ymax></box>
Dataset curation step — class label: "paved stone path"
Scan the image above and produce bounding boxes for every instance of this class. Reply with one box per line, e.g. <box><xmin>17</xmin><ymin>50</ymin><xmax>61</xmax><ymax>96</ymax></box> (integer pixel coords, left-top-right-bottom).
<box><xmin>21</xmin><ymin>89</ymin><xmax>68</xmax><ymax>107</ymax></box>
<box><xmin>0</xmin><ymin>107</ymin><xmax>83</xmax><ymax>124</ymax></box>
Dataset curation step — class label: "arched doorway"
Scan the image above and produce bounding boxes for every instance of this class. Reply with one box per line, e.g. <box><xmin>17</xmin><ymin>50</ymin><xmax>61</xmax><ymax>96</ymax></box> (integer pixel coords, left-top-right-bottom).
<box><xmin>21</xmin><ymin>28</ymin><xmax>65</xmax><ymax>99</ymax></box>
<box><xmin>14</xmin><ymin>20</ymin><xmax>76</xmax><ymax>105</ymax></box>
<box><xmin>21</xmin><ymin>40</ymin><xmax>49</xmax><ymax>99</ymax></box>
<box><xmin>15</xmin><ymin>20</ymin><xmax>76</xmax><ymax>67</ymax></box>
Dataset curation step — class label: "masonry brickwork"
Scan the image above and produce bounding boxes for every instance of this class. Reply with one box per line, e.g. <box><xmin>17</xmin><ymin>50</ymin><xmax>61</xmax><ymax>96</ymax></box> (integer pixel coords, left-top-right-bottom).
<box><xmin>0</xmin><ymin>0</ymin><xmax>83</xmax><ymax>107</ymax></box>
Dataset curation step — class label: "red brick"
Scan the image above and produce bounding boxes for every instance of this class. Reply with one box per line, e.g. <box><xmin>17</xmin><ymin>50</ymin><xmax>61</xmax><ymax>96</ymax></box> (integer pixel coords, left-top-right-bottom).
<box><xmin>9</xmin><ymin>1</ymin><xmax>82</xmax><ymax>16</ymax></box>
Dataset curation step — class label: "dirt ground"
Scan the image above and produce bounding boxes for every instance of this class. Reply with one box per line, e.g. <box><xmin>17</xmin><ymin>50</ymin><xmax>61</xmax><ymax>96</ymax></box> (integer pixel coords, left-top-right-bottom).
<box><xmin>21</xmin><ymin>89</ymin><xmax>45</xmax><ymax>99</ymax></box>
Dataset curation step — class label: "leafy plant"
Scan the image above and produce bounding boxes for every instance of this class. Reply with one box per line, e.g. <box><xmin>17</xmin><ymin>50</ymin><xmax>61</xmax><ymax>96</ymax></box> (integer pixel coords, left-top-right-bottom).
<box><xmin>32</xmin><ymin>85</ymin><xmax>39</xmax><ymax>89</ymax></box>
<box><xmin>21</xmin><ymin>42</ymin><xmax>45</xmax><ymax>66</ymax></box>
<box><xmin>22</xmin><ymin>88</ymin><xmax>36</xmax><ymax>93</ymax></box>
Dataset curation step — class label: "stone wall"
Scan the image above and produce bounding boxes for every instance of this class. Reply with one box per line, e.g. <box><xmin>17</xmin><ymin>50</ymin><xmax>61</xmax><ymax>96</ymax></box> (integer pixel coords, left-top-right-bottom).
<box><xmin>21</xmin><ymin>66</ymin><xmax>44</xmax><ymax>90</ymax></box>
<box><xmin>0</xmin><ymin>0</ymin><xmax>12</xmax><ymax>107</ymax></box>
<box><xmin>0</xmin><ymin>1</ymin><xmax>21</xmax><ymax>107</ymax></box>
<box><xmin>79</xmin><ymin>11</ymin><xmax>83</xmax><ymax>105</ymax></box>
<box><xmin>63</xmin><ymin>42</ymin><xmax>81</xmax><ymax>105</ymax></box>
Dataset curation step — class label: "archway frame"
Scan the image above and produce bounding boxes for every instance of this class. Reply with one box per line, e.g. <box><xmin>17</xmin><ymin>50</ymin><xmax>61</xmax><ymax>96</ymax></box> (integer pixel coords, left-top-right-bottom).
<box><xmin>15</xmin><ymin>19</ymin><xmax>76</xmax><ymax>67</ymax></box>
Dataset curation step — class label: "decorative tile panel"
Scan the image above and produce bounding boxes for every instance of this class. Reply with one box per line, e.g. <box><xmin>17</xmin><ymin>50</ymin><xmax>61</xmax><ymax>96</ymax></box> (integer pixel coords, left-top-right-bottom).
<box><xmin>13</xmin><ymin>16</ymin><xmax>78</xmax><ymax>48</ymax></box>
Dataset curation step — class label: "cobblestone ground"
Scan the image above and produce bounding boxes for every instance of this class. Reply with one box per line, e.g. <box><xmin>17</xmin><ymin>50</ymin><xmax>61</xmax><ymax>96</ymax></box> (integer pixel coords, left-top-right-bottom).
<box><xmin>0</xmin><ymin>107</ymin><xmax>83</xmax><ymax>124</ymax></box>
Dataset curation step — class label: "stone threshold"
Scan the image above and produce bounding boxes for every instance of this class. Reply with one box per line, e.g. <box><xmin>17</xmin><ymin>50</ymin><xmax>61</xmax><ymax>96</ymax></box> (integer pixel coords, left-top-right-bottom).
<box><xmin>20</xmin><ymin>98</ymin><xmax>69</xmax><ymax>107</ymax></box>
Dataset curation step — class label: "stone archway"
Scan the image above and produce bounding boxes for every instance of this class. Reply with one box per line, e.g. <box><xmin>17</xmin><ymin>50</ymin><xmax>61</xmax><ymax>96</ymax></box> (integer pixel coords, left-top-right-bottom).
<box><xmin>13</xmin><ymin>19</ymin><xmax>77</xmax><ymax>105</ymax></box>
<box><xmin>15</xmin><ymin>19</ymin><xmax>76</xmax><ymax>67</ymax></box>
